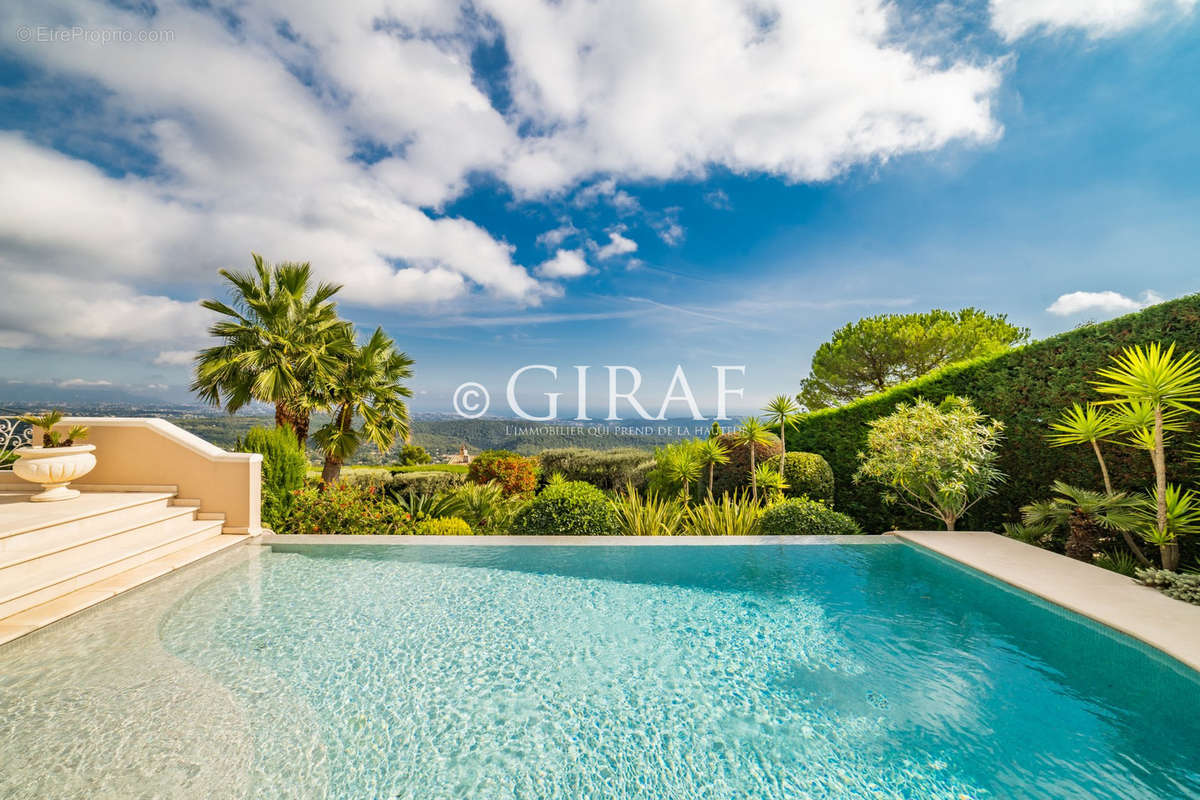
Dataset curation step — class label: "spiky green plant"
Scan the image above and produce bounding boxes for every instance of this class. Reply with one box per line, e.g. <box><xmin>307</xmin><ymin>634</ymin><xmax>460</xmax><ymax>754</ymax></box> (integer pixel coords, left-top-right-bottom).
<box><xmin>694</xmin><ymin>437</ymin><xmax>730</xmax><ymax>496</ymax></box>
<box><xmin>731</xmin><ymin>416</ymin><xmax>774</xmax><ymax>503</ymax></box>
<box><xmin>18</xmin><ymin>411</ymin><xmax>87</xmax><ymax>447</ymax></box>
<box><xmin>1020</xmin><ymin>481</ymin><xmax>1142</xmax><ymax>563</ymax></box>
<box><xmin>762</xmin><ymin>394</ymin><xmax>801</xmax><ymax>470</ymax></box>
<box><xmin>450</xmin><ymin>482</ymin><xmax>524</xmax><ymax>534</ymax></box>
<box><xmin>611</xmin><ymin>485</ymin><xmax>686</xmax><ymax>536</ymax></box>
<box><xmin>1094</xmin><ymin>550</ymin><xmax>1140</xmax><ymax>577</ymax></box>
<box><xmin>683</xmin><ymin>493</ymin><xmax>761</xmax><ymax>536</ymax></box>
<box><xmin>1047</xmin><ymin>403</ymin><xmax>1121</xmax><ymax>494</ymax></box>
<box><xmin>1093</xmin><ymin>343</ymin><xmax>1200</xmax><ymax>569</ymax></box>
<box><xmin>752</xmin><ymin>463</ymin><xmax>787</xmax><ymax>503</ymax></box>
<box><xmin>658</xmin><ymin>441</ymin><xmax>703</xmax><ymax>502</ymax></box>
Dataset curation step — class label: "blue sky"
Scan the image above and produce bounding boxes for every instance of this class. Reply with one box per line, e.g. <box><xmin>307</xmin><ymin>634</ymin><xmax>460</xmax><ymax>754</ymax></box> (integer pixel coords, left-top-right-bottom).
<box><xmin>0</xmin><ymin>0</ymin><xmax>1197</xmax><ymax>416</ymax></box>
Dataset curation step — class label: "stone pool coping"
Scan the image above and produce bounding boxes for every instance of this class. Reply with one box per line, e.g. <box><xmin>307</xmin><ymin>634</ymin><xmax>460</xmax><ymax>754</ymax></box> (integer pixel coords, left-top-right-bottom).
<box><xmin>259</xmin><ymin>533</ymin><xmax>891</xmax><ymax>546</ymax></box>
<box><xmin>895</xmin><ymin>531</ymin><xmax>1200</xmax><ymax>674</ymax></box>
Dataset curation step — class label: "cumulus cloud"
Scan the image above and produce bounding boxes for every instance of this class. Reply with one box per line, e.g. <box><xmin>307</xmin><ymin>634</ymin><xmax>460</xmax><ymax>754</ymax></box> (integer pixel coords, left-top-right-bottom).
<box><xmin>595</xmin><ymin>231</ymin><xmax>638</xmax><ymax>260</ymax></box>
<box><xmin>153</xmin><ymin>350</ymin><xmax>196</xmax><ymax>367</ymax></box>
<box><xmin>1046</xmin><ymin>289</ymin><xmax>1164</xmax><ymax>316</ymax></box>
<box><xmin>0</xmin><ymin>0</ymin><xmax>1012</xmax><ymax>361</ymax></box>
<box><xmin>991</xmin><ymin>0</ymin><xmax>1197</xmax><ymax>40</ymax></box>
<box><xmin>536</xmin><ymin>249</ymin><xmax>591</xmax><ymax>279</ymax></box>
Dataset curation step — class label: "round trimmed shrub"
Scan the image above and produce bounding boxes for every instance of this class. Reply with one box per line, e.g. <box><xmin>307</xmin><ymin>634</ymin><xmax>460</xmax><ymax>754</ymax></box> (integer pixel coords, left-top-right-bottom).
<box><xmin>764</xmin><ymin>452</ymin><xmax>835</xmax><ymax>505</ymax></box>
<box><xmin>511</xmin><ymin>480</ymin><xmax>618</xmax><ymax>536</ymax></box>
<box><xmin>415</xmin><ymin>517</ymin><xmax>474</xmax><ymax>536</ymax></box>
<box><xmin>759</xmin><ymin>498</ymin><xmax>862</xmax><ymax>536</ymax></box>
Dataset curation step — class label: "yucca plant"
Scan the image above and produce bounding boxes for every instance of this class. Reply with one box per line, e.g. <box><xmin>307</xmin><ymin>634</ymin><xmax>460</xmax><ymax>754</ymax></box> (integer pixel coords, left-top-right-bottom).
<box><xmin>1045</xmin><ymin>403</ymin><xmax>1151</xmax><ymax>565</ymax></box>
<box><xmin>684</xmin><ymin>493</ymin><xmax>761</xmax><ymax>536</ymax></box>
<box><xmin>694</xmin><ymin>437</ymin><xmax>729</xmax><ymax>496</ymax></box>
<box><xmin>659</xmin><ymin>441</ymin><xmax>703</xmax><ymax>502</ymax></box>
<box><xmin>1136</xmin><ymin>484</ymin><xmax>1200</xmax><ymax>554</ymax></box>
<box><xmin>611</xmin><ymin>485</ymin><xmax>686</xmax><ymax>536</ymax></box>
<box><xmin>752</xmin><ymin>463</ymin><xmax>787</xmax><ymax>503</ymax></box>
<box><xmin>762</xmin><ymin>394</ymin><xmax>801</xmax><ymax>470</ymax></box>
<box><xmin>451</xmin><ymin>482</ymin><xmax>523</xmax><ymax>533</ymax></box>
<box><xmin>1093</xmin><ymin>342</ymin><xmax>1200</xmax><ymax>569</ymax></box>
<box><xmin>395</xmin><ymin>490</ymin><xmax>459</xmax><ymax>524</ymax></box>
<box><xmin>18</xmin><ymin>411</ymin><xmax>88</xmax><ymax>448</ymax></box>
<box><xmin>731</xmin><ymin>416</ymin><xmax>774</xmax><ymax>503</ymax></box>
<box><xmin>1020</xmin><ymin>481</ymin><xmax>1142</xmax><ymax>563</ymax></box>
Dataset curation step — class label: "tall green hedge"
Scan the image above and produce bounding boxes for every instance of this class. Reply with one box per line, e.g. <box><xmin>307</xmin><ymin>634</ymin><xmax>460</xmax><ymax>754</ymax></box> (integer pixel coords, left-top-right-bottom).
<box><xmin>241</xmin><ymin>425</ymin><xmax>308</xmax><ymax>532</ymax></box>
<box><xmin>785</xmin><ymin>294</ymin><xmax>1200</xmax><ymax>533</ymax></box>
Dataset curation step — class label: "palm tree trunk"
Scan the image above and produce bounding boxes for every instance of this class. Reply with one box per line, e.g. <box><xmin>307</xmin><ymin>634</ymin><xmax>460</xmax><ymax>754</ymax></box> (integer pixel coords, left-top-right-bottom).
<box><xmin>749</xmin><ymin>448</ymin><xmax>757</xmax><ymax>504</ymax></box>
<box><xmin>1064</xmin><ymin>511</ymin><xmax>1101</xmax><ymax>562</ymax></box>
<box><xmin>274</xmin><ymin>403</ymin><xmax>309</xmax><ymax>448</ymax></box>
<box><xmin>1152</xmin><ymin>407</ymin><xmax>1177</xmax><ymax>570</ymax></box>
<box><xmin>1093</xmin><ymin>439</ymin><xmax>1151</xmax><ymax>566</ymax></box>
<box><xmin>777</xmin><ymin>418</ymin><xmax>787</xmax><ymax>472</ymax></box>
<box><xmin>708</xmin><ymin>463</ymin><xmax>715</xmax><ymax>496</ymax></box>
<box><xmin>320</xmin><ymin>404</ymin><xmax>352</xmax><ymax>486</ymax></box>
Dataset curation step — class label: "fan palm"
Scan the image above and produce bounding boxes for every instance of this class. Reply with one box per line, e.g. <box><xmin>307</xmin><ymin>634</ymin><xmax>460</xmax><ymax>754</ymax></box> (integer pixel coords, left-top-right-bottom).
<box><xmin>313</xmin><ymin>327</ymin><xmax>414</xmax><ymax>485</ymax></box>
<box><xmin>762</xmin><ymin>394</ymin><xmax>801</xmax><ymax>471</ymax></box>
<box><xmin>1093</xmin><ymin>343</ymin><xmax>1200</xmax><ymax>568</ymax></box>
<box><xmin>1020</xmin><ymin>481</ymin><xmax>1142</xmax><ymax>563</ymax></box>
<box><xmin>695</xmin><ymin>437</ymin><xmax>730</xmax><ymax>496</ymax></box>
<box><xmin>732</xmin><ymin>416</ymin><xmax>774</xmax><ymax>503</ymax></box>
<box><xmin>192</xmin><ymin>253</ymin><xmax>348</xmax><ymax>447</ymax></box>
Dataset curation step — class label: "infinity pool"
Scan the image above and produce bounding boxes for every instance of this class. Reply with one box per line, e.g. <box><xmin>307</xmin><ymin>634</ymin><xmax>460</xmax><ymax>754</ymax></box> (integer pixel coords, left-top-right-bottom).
<box><xmin>2</xmin><ymin>541</ymin><xmax>1199</xmax><ymax>799</ymax></box>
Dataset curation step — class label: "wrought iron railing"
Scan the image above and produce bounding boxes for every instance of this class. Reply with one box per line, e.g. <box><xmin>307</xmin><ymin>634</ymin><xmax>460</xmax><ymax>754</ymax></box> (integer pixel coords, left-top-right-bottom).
<box><xmin>0</xmin><ymin>416</ymin><xmax>33</xmax><ymax>470</ymax></box>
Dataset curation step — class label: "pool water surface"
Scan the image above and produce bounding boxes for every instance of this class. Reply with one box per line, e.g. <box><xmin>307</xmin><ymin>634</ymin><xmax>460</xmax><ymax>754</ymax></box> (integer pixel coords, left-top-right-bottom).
<box><xmin>2</xmin><ymin>541</ymin><xmax>1198</xmax><ymax>799</ymax></box>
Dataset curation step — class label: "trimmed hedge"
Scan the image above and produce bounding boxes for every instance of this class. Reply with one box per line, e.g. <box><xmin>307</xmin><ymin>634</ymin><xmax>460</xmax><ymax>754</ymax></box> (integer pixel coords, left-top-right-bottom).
<box><xmin>537</xmin><ymin>447</ymin><xmax>654</xmax><ymax>491</ymax></box>
<box><xmin>763</xmin><ymin>452</ymin><xmax>835</xmax><ymax>505</ymax></box>
<box><xmin>759</xmin><ymin>498</ymin><xmax>862</xmax><ymax>536</ymax></box>
<box><xmin>390</xmin><ymin>463</ymin><xmax>469</xmax><ymax>474</ymax></box>
<box><xmin>385</xmin><ymin>471</ymin><xmax>467</xmax><ymax>495</ymax></box>
<box><xmin>786</xmin><ymin>294</ymin><xmax>1200</xmax><ymax>533</ymax></box>
<box><xmin>511</xmin><ymin>480</ymin><xmax>618</xmax><ymax>536</ymax></box>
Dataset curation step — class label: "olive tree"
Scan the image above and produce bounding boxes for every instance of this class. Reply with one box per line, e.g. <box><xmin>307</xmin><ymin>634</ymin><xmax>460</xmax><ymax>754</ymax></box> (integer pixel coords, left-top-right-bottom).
<box><xmin>854</xmin><ymin>395</ymin><xmax>1005</xmax><ymax>531</ymax></box>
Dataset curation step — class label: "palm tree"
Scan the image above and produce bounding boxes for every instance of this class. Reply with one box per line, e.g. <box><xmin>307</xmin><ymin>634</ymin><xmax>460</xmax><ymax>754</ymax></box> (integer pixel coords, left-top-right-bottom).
<box><xmin>732</xmin><ymin>416</ymin><xmax>774</xmax><ymax>503</ymax></box>
<box><xmin>695</xmin><ymin>437</ymin><xmax>730</xmax><ymax>496</ymax></box>
<box><xmin>313</xmin><ymin>327</ymin><xmax>414</xmax><ymax>485</ymax></box>
<box><xmin>192</xmin><ymin>253</ymin><xmax>348</xmax><ymax>447</ymax></box>
<box><xmin>1021</xmin><ymin>481</ymin><xmax>1142</xmax><ymax>563</ymax></box>
<box><xmin>1046</xmin><ymin>402</ymin><xmax>1150</xmax><ymax>565</ymax></box>
<box><xmin>1094</xmin><ymin>343</ymin><xmax>1200</xmax><ymax>569</ymax></box>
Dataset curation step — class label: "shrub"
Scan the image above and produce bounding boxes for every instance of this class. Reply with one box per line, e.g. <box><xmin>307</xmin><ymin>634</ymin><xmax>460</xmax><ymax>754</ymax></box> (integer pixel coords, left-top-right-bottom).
<box><xmin>511</xmin><ymin>480</ymin><xmax>618</xmax><ymax>536</ymax></box>
<box><xmin>764</xmin><ymin>452</ymin><xmax>834</xmax><ymax>505</ymax></box>
<box><xmin>394</xmin><ymin>490</ymin><xmax>460</xmax><ymax>526</ymax></box>
<box><xmin>286</xmin><ymin>481</ymin><xmax>399</xmax><ymax>535</ymax></box>
<box><xmin>390</xmin><ymin>463</ymin><xmax>469</xmax><ymax>474</ymax></box>
<box><xmin>786</xmin><ymin>294</ymin><xmax>1200</xmax><ymax>533</ymax></box>
<box><xmin>415</xmin><ymin>517</ymin><xmax>473</xmax><ymax>536</ymax></box>
<box><xmin>683</xmin><ymin>494</ymin><xmax>761</xmax><ymax>536</ymax></box>
<box><xmin>853</xmin><ymin>396</ymin><xmax>1005</xmax><ymax>531</ymax></box>
<box><xmin>385</xmin><ymin>470</ymin><xmax>467</xmax><ymax>496</ymax></box>
<box><xmin>759</xmin><ymin>498</ymin><xmax>862</xmax><ymax>536</ymax></box>
<box><xmin>337</xmin><ymin>468</ymin><xmax>393</xmax><ymax>489</ymax></box>
<box><xmin>468</xmin><ymin>450</ymin><xmax>539</xmax><ymax>495</ymax></box>
<box><xmin>1135</xmin><ymin>568</ymin><xmax>1200</xmax><ymax>604</ymax></box>
<box><xmin>241</xmin><ymin>425</ymin><xmax>308</xmax><ymax>532</ymax></box>
<box><xmin>537</xmin><ymin>448</ymin><xmax>654</xmax><ymax>491</ymax></box>
<box><xmin>710</xmin><ymin>432</ymin><xmax>782</xmax><ymax>496</ymax></box>
<box><xmin>451</xmin><ymin>482</ymin><xmax>524</xmax><ymax>533</ymax></box>
<box><xmin>611</xmin><ymin>487</ymin><xmax>685</xmax><ymax>536</ymax></box>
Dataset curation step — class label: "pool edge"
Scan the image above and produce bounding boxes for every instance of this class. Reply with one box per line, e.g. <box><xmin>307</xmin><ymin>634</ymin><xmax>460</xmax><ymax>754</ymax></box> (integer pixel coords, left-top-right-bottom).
<box><xmin>894</xmin><ymin>530</ymin><xmax>1200</xmax><ymax>675</ymax></box>
<box><xmin>258</xmin><ymin>533</ymin><xmax>895</xmax><ymax>546</ymax></box>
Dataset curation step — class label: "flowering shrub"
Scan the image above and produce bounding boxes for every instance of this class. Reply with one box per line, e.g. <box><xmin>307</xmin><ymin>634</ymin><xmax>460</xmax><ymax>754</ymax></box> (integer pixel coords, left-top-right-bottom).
<box><xmin>468</xmin><ymin>450</ymin><xmax>539</xmax><ymax>496</ymax></box>
<box><xmin>285</xmin><ymin>480</ymin><xmax>400</xmax><ymax>535</ymax></box>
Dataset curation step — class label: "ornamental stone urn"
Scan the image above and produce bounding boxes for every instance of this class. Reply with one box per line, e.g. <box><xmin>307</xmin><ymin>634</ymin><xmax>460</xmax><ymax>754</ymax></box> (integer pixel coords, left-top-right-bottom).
<box><xmin>13</xmin><ymin>444</ymin><xmax>97</xmax><ymax>502</ymax></box>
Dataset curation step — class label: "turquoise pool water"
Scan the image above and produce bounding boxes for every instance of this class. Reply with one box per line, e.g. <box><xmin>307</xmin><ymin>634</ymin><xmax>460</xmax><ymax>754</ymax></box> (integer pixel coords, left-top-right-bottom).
<box><xmin>3</xmin><ymin>542</ymin><xmax>1199</xmax><ymax>799</ymax></box>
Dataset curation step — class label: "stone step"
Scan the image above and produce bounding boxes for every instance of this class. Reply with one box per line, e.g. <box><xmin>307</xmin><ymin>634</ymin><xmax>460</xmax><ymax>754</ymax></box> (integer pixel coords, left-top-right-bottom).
<box><xmin>0</xmin><ymin>517</ymin><xmax>226</xmax><ymax>619</ymax></box>
<box><xmin>0</xmin><ymin>497</ymin><xmax>185</xmax><ymax>557</ymax></box>
<box><xmin>0</xmin><ymin>533</ymin><xmax>250</xmax><ymax>646</ymax></box>
<box><xmin>0</xmin><ymin>491</ymin><xmax>177</xmax><ymax>543</ymax></box>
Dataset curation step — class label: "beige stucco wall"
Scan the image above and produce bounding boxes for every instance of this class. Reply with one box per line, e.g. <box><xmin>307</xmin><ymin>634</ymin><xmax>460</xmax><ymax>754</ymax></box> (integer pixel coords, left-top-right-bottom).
<box><xmin>38</xmin><ymin>418</ymin><xmax>262</xmax><ymax>533</ymax></box>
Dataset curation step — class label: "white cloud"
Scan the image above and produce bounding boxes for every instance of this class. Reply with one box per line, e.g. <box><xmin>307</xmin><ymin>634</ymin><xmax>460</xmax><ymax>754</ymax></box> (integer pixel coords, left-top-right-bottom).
<box><xmin>58</xmin><ymin>378</ymin><xmax>113</xmax><ymax>388</ymax></box>
<box><xmin>595</xmin><ymin>231</ymin><xmax>638</xmax><ymax>260</ymax></box>
<box><xmin>991</xmin><ymin>0</ymin><xmax>1197</xmax><ymax>40</ymax></box>
<box><xmin>153</xmin><ymin>350</ymin><xmax>196</xmax><ymax>367</ymax></box>
<box><xmin>1046</xmin><ymin>289</ymin><xmax>1164</xmax><ymax>316</ymax></box>
<box><xmin>536</xmin><ymin>220</ymin><xmax>581</xmax><ymax>249</ymax></box>
<box><xmin>536</xmin><ymin>249</ymin><xmax>591</xmax><ymax>279</ymax></box>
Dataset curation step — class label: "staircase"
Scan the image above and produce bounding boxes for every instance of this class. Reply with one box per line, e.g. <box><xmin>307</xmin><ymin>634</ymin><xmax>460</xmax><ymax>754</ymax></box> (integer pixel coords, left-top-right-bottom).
<box><xmin>0</xmin><ymin>487</ymin><xmax>250</xmax><ymax>645</ymax></box>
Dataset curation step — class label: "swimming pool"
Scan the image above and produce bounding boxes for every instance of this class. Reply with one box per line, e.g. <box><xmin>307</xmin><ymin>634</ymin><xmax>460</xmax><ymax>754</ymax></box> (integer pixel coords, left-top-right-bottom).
<box><xmin>2</xmin><ymin>540</ymin><xmax>1198</xmax><ymax>799</ymax></box>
